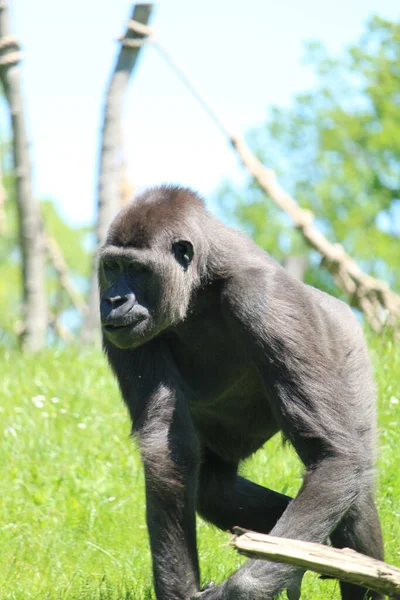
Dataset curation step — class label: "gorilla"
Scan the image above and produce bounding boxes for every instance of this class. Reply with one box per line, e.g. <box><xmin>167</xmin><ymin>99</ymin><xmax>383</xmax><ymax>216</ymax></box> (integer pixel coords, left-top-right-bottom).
<box><xmin>99</xmin><ymin>185</ymin><xmax>383</xmax><ymax>600</ymax></box>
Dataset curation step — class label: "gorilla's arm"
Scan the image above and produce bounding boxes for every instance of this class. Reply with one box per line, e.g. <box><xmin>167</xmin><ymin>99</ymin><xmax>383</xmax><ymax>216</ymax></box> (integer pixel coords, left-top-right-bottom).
<box><xmin>195</xmin><ymin>270</ymin><xmax>366</xmax><ymax>600</ymax></box>
<box><xmin>197</xmin><ymin>449</ymin><xmax>292</xmax><ymax>533</ymax></box>
<box><xmin>142</xmin><ymin>384</ymin><xmax>200</xmax><ymax>600</ymax></box>
<box><xmin>106</xmin><ymin>342</ymin><xmax>200</xmax><ymax>600</ymax></box>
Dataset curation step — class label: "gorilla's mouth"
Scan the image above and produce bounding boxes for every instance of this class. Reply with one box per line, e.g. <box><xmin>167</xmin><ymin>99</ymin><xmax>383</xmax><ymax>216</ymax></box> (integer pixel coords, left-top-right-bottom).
<box><xmin>102</xmin><ymin>313</ymin><xmax>150</xmax><ymax>349</ymax></box>
<box><xmin>103</xmin><ymin>323</ymin><xmax>129</xmax><ymax>331</ymax></box>
<box><xmin>102</xmin><ymin>312</ymin><xmax>147</xmax><ymax>333</ymax></box>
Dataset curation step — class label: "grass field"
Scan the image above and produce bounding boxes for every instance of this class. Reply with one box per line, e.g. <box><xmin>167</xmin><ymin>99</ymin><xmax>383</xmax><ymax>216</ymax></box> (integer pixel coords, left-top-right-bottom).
<box><xmin>0</xmin><ymin>334</ymin><xmax>399</xmax><ymax>600</ymax></box>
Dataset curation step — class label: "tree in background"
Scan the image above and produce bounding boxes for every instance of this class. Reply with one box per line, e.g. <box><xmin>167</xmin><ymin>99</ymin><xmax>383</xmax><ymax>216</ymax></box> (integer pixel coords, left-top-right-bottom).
<box><xmin>82</xmin><ymin>4</ymin><xmax>153</xmax><ymax>344</ymax></box>
<box><xmin>0</xmin><ymin>2</ymin><xmax>47</xmax><ymax>350</ymax></box>
<box><xmin>0</xmin><ymin>161</ymin><xmax>20</xmax><ymax>346</ymax></box>
<box><xmin>217</xmin><ymin>16</ymin><xmax>400</xmax><ymax>297</ymax></box>
<box><xmin>0</xmin><ymin>167</ymin><xmax>90</xmax><ymax>346</ymax></box>
<box><xmin>0</xmin><ymin>0</ymin><xmax>90</xmax><ymax>349</ymax></box>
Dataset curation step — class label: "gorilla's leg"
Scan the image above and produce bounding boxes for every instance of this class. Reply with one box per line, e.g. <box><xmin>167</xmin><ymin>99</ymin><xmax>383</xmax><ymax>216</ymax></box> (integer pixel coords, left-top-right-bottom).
<box><xmin>197</xmin><ymin>449</ymin><xmax>291</xmax><ymax>534</ymax></box>
<box><xmin>331</xmin><ymin>492</ymin><xmax>384</xmax><ymax>600</ymax></box>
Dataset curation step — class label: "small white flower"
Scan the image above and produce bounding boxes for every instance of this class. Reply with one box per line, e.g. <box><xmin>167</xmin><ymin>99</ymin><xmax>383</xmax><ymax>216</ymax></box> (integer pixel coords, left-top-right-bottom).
<box><xmin>77</xmin><ymin>423</ymin><xmax>87</xmax><ymax>429</ymax></box>
<box><xmin>4</xmin><ymin>426</ymin><xmax>17</xmax><ymax>438</ymax></box>
<box><xmin>107</xmin><ymin>496</ymin><xmax>116</xmax><ymax>502</ymax></box>
<box><xmin>51</xmin><ymin>397</ymin><xmax>60</xmax><ymax>404</ymax></box>
<box><xmin>31</xmin><ymin>395</ymin><xmax>45</xmax><ymax>408</ymax></box>
<box><xmin>59</xmin><ymin>408</ymin><xmax>67</xmax><ymax>414</ymax></box>
<box><xmin>390</xmin><ymin>396</ymin><xmax>399</xmax><ymax>405</ymax></box>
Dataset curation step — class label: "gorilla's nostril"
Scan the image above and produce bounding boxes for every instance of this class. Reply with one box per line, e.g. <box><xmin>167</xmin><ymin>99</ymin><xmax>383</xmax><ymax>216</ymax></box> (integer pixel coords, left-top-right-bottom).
<box><xmin>109</xmin><ymin>295</ymin><xmax>126</xmax><ymax>308</ymax></box>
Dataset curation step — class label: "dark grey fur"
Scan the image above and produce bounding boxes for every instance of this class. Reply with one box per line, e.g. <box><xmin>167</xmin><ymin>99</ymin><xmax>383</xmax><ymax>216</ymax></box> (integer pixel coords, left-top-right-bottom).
<box><xmin>99</xmin><ymin>185</ymin><xmax>384</xmax><ymax>600</ymax></box>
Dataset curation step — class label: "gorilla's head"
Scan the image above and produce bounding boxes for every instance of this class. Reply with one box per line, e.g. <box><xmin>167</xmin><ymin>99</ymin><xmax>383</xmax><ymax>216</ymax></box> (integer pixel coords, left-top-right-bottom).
<box><xmin>99</xmin><ymin>185</ymin><xmax>209</xmax><ymax>349</ymax></box>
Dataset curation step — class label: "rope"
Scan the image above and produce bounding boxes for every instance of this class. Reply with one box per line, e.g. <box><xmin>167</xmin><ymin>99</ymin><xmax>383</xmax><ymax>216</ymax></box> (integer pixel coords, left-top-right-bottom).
<box><xmin>0</xmin><ymin>51</ymin><xmax>22</xmax><ymax>66</ymax></box>
<box><xmin>120</xmin><ymin>38</ymin><xmax>149</xmax><ymax>49</ymax></box>
<box><xmin>126</xmin><ymin>19</ymin><xmax>152</xmax><ymax>37</ymax></box>
<box><xmin>152</xmin><ymin>40</ymin><xmax>232</xmax><ymax>139</ymax></box>
<box><xmin>0</xmin><ymin>35</ymin><xmax>22</xmax><ymax>66</ymax></box>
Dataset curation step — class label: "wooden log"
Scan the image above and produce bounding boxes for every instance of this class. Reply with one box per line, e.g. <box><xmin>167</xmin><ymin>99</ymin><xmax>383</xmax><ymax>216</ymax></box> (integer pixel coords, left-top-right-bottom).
<box><xmin>232</xmin><ymin>531</ymin><xmax>400</xmax><ymax>598</ymax></box>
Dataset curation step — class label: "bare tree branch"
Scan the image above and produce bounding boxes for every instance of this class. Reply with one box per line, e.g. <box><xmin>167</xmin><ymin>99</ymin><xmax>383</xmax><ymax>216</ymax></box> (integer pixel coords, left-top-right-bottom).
<box><xmin>49</xmin><ymin>317</ymin><xmax>73</xmax><ymax>344</ymax></box>
<box><xmin>44</xmin><ymin>235</ymin><xmax>87</xmax><ymax>316</ymax></box>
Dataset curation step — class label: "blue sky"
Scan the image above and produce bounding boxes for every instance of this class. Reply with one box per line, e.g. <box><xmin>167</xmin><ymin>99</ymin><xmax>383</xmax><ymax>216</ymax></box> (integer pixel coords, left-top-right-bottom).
<box><xmin>7</xmin><ymin>0</ymin><xmax>400</xmax><ymax>225</ymax></box>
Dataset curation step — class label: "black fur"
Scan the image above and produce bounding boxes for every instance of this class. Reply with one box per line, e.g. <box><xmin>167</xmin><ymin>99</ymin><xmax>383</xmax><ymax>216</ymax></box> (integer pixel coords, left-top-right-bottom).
<box><xmin>99</xmin><ymin>185</ymin><xmax>384</xmax><ymax>600</ymax></box>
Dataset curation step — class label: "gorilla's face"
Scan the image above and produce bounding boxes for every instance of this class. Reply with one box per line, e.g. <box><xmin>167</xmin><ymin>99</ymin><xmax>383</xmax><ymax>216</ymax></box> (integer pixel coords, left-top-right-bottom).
<box><xmin>99</xmin><ymin>240</ymin><xmax>195</xmax><ymax>349</ymax></box>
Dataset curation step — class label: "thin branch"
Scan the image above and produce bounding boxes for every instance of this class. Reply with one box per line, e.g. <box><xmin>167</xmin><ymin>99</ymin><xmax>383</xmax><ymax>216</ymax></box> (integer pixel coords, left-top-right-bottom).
<box><xmin>44</xmin><ymin>235</ymin><xmax>87</xmax><ymax>315</ymax></box>
<box><xmin>50</xmin><ymin>317</ymin><xmax>73</xmax><ymax>344</ymax></box>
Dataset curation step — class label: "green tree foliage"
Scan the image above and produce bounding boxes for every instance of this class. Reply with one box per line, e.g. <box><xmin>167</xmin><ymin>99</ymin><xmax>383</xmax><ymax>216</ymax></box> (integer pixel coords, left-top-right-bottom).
<box><xmin>217</xmin><ymin>16</ymin><xmax>400</xmax><ymax>294</ymax></box>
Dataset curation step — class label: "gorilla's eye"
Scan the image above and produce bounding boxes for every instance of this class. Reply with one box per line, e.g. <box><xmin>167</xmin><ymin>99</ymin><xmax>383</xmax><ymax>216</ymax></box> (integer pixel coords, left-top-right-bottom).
<box><xmin>128</xmin><ymin>261</ymin><xmax>149</xmax><ymax>274</ymax></box>
<box><xmin>104</xmin><ymin>259</ymin><xmax>120</xmax><ymax>274</ymax></box>
<box><xmin>172</xmin><ymin>240</ymin><xmax>194</xmax><ymax>270</ymax></box>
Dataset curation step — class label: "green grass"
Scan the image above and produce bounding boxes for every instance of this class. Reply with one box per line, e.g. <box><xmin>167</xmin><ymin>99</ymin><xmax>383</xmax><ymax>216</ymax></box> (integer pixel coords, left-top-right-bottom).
<box><xmin>0</xmin><ymin>334</ymin><xmax>399</xmax><ymax>600</ymax></box>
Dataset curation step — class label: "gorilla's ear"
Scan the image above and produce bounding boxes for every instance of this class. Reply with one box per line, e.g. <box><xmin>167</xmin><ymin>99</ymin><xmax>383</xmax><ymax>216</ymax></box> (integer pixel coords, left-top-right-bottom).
<box><xmin>172</xmin><ymin>240</ymin><xmax>194</xmax><ymax>270</ymax></box>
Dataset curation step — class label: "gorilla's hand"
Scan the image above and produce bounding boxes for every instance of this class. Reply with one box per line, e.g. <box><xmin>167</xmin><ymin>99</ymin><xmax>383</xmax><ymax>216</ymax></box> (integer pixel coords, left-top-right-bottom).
<box><xmin>191</xmin><ymin>564</ymin><xmax>304</xmax><ymax>600</ymax></box>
